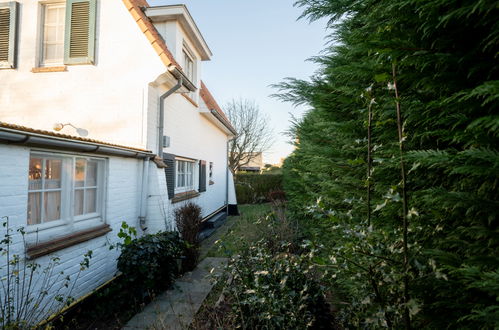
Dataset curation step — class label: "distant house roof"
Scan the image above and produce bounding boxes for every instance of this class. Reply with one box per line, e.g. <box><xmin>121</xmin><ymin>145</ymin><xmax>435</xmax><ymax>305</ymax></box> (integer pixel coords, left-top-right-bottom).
<box><xmin>123</xmin><ymin>0</ymin><xmax>180</xmax><ymax>70</ymax></box>
<box><xmin>199</xmin><ymin>81</ymin><xmax>236</xmax><ymax>134</ymax></box>
<box><xmin>0</xmin><ymin>122</ymin><xmax>153</xmax><ymax>156</ymax></box>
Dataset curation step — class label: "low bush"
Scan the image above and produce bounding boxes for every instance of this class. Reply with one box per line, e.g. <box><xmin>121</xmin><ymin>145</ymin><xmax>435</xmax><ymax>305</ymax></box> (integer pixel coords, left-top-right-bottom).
<box><xmin>226</xmin><ymin>242</ymin><xmax>335</xmax><ymax>329</ymax></box>
<box><xmin>175</xmin><ymin>202</ymin><xmax>202</xmax><ymax>271</ymax></box>
<box><xmin>117</xmin><ymin>231</ymin><xmax>183</xmax><ymax>295</ymax></box>
<box><xmin>235</xmin><ymin>173</ymin><xmax>282</xmax><ymax>204</ymax></box>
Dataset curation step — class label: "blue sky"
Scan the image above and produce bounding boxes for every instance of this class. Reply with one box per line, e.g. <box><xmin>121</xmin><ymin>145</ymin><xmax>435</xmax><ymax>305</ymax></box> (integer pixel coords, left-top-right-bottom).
<box><xmin>150</xmin><ymin>0</ymin><xmax>329</xmax><ymax>164</ymax></box>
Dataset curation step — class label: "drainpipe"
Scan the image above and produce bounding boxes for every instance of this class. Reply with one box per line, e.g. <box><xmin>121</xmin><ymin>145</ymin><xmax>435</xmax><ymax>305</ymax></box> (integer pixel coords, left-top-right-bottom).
<box><xmin>138</xmin><ymin>156</ymin><xmax>151</xmax><ymax>231</ymax></box>
<box><xmin>158</xmin><ymin>76</ymin><xmax>183</xmax><ymax>159</ymax></box>
<box><xmin>225</xmin><ymin>137</ymin><xmax>234</xmax><ymax>213</ymax></box>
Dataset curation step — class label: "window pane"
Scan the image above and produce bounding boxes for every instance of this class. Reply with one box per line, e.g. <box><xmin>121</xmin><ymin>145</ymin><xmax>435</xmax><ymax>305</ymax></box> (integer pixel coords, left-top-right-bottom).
<box><xmin>44</xmin><ymin>191</ymin><xmax>61</xmax><ymax>222</ymax></box>
<box><xmin>27</xmin><ymin>192</ymin><xmax>41</xmax><ymax>225</ymax></box>
<box><xmin>44</xmin><ymin>159</ymin><xmax>61</xmax><ymax>189</ymax></box>
<box><xmin>29</xmin><ymin>157</ymin><xmax>43</xmax><ymax>190</ymax></box>
<box><xmin>75</xmin><ymin>159</ymin><xmax>86</xmax><ymax>187</ymax></box>
<box><xmin>74</xmin><ymin>189</ymin><xmax>84</xmax><ymax>216</ymax></box>
<box><xmin>85</xmin><ymin>189</ymin><xmax>97</xmax><ymax>214</ymax></box>
<box><xmin>45</xmin><ymin>26</ymin><xmax>57</xmax><ymax>42</ymax></box>
<box><xmin>86</xmin><ymin>161</ymin><xmax>98</xmax><ymax>186</ymax></box>
<box><xmin>46</xmin><ymin>7</ymin><xmax>57</xmax><ymax>24</ymax></box>
<box><xmin>44</xmin><ymin>44</ymin><xmax>57</xmax><ymax>61</ymax></box>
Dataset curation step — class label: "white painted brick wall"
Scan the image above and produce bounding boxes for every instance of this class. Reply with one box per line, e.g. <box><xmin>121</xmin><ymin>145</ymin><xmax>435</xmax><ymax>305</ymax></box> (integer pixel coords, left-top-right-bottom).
<box><xmin>0</xmin><ymin>144</ymin><xmax>145</xmax><ymax>322</ymax></box>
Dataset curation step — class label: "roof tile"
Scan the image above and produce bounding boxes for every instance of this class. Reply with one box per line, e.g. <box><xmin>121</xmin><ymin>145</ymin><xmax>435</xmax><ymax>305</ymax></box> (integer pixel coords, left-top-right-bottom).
<box><xmin>199</xmin><ymin>81</ymin><xmax>236</xmax><ymax>133</ymax></box>
<box><xmin>123</xmin><ymin>0</ymin><xmax>181</xmax><ymax>69</ymax></box>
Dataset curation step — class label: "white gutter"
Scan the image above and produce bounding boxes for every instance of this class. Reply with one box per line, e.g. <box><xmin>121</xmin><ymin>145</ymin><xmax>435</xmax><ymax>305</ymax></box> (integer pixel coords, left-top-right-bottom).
<box><xmin>0</xmin><ymin>127</ymin><xmax>154</xmax><ymax>158</ymax></box>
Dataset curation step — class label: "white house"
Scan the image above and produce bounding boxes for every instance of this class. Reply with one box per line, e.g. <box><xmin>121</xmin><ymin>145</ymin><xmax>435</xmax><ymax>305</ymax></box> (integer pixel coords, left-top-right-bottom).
<box><xmin>0</xmin><ymin>0</ymin><xmax>237</xmax><ymax>321</ymax></box>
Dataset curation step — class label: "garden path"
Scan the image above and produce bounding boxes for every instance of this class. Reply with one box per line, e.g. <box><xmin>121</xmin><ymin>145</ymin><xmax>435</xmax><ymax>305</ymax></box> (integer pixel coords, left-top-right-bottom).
<box><xmin>122</xmin><ymin>257</ymin><xmax>227</xmax><ymax>330</ymax></box>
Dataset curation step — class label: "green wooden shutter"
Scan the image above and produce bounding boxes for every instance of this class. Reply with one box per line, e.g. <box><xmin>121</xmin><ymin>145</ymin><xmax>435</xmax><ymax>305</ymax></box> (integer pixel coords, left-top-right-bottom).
<box><xmin>164</xmin><ymin>153</ymin><xmax>176</xmax><ymax>199</ymax></box>
<box><xmin>0</xmin><ymin>1</ymin><xmax>19</xmax><ymax>69</ymax></box>
<box><xmin>199</xmin><ymin>160</ymin><xmax>207</xmax><ymax>192</ymax></box>
<box><xmin>64</xmin><ymin>0</ymin><xmax>97</xmax><ymax>65</ymax></box>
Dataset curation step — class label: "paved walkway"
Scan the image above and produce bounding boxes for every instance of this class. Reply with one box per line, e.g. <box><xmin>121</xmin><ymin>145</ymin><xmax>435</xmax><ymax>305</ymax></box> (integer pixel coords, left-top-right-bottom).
<box><xmin>123</xmin><ymin>257</ymin><xmax>227</xmax><ymax>330</ymax></box>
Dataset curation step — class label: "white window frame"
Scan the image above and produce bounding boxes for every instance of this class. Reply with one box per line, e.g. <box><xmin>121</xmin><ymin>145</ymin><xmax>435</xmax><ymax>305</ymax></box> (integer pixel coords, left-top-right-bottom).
<box><xmin>182</xmin><ymin>48</ymin><xmax>195</xmax><ymax>83</ymax></box>
<box><xmin>27</xmin><ymin>151</ymin><xmax>106</xmax><ymax>239</ymax></box>
<box><xmin>175</xmin><ymin>158</ymin><xmax>196</xmax><ymax>193</ymax></box>
<box><xmin>182</xmin><ymin>44</ymin><xmax>198</xmax><ymax>101</ymax></box>
<box><xmin>39</xmin><ymin>1</ymin><xmax>66</xmax><ymax>67</ymax></box>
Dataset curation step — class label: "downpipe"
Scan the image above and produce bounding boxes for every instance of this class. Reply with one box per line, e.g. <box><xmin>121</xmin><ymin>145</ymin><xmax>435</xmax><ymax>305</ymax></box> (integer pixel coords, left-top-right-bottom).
<box><xmin>158</xmin><ymin>76</ymin><xmax>183</xmax><ymax>159</ymax></box>
<box><xmin>138</xmin><ymin>156</ymin><xmax>151</xmax><ymax>231</ymax></box>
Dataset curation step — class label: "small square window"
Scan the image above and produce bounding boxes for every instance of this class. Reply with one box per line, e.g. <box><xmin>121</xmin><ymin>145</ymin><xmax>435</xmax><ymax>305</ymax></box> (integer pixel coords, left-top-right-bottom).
<box><xmin>175</xmin><ymin>159</ymin><xmax>195</xmax><ymax>193</ymax></box>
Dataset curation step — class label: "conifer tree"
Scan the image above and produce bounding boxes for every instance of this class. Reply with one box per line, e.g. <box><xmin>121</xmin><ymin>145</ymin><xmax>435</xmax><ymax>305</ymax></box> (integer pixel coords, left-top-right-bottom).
<box><xmin>274</xmin><ymin>0</ymin><xmax>499</xmax><ymax>327</ymax></box>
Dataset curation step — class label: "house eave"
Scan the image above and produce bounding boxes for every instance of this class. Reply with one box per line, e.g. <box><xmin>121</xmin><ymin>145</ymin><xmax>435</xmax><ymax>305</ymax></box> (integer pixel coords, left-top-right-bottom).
<box><xmin>0</xmin><ymin>125</ymin><xmax>155</xmax><ymax>159</ymax></box>
<box><xmin>199</xmin><ymin>109</ymin><xmax>236</xmax><ymax>137</ymax></box>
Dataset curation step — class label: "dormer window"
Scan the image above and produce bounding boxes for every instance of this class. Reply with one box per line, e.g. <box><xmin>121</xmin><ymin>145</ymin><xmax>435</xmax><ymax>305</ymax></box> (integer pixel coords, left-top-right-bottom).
<box><xmin>183</xmin><ymin>48</ymin><xmax>195</xmax><ymax>83</ymax></box>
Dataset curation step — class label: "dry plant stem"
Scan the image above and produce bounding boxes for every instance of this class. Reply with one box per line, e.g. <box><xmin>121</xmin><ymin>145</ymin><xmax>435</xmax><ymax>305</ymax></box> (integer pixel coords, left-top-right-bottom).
<box><xmin>368</xmin><ymin>266</ymin><xmax>393</xmax><ymax>328</ymax></box>
<box><xmin>367</xmin><ymin>98</ymin><xmax>373</xmax><ymax>227</ymax></box>
<box><xmin>392</xmin><ymin>62</ymin><xmax>411</xmax><ymax>330</ymax></box>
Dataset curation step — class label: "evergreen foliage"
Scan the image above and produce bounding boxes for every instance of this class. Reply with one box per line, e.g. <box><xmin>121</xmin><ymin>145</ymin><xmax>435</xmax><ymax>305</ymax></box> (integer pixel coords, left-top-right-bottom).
<box><xmin>274</xmin><ymin>0</ymin><xmax>498</xmax><ymax>327</ymax></box>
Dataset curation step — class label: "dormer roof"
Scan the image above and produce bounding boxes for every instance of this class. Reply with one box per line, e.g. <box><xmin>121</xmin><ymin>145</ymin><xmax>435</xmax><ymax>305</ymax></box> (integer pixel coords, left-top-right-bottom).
<box><xmin>145</xmin><ymin>4</ymin><xmax>212</xmax><ymax>61</ymax></box>
<box><xmin>123</xmin><ymin>0</ymin><xmax>180</xmax><ymax>69</ymax></box>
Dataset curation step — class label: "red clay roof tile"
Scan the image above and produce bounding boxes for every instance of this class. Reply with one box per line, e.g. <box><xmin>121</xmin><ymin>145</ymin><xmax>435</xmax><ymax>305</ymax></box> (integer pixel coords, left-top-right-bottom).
<box><xmin>199</xmin><ymin>81</ymin><xmax>236</xmax><ymax>133</ymax></box>
<box><xmin>123</xmin><ymin>0</ymin><xmax>181</xmax><ymax>69</ymax></box>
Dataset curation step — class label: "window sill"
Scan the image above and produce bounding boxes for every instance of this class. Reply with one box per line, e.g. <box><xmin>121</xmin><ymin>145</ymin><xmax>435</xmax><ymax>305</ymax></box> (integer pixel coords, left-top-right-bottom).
<box><xmin>182</xmin><ymin>93</ymin><xmax>199</xmax><ymax>107</ymax></box>
<box><xmin>26</xmin><ymin>224</ymin><xmax>111</xmax><ymax>259</ymax></box>
<box><xmin>172</xmin><ymin>190</ymin><xmax>200</xmax><ymax>203</ymax></box>
<box><xmin>31</xmin><ymin>66</ymin><xmax>67</xmax><ymax>73</ymax></box>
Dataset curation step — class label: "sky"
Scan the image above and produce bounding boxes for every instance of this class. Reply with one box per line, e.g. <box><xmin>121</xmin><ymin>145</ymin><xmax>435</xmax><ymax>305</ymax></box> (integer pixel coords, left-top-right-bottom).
<box><xmin>150</xmin><ymin>0</ymin><xmax>330</xmax><ymax>164</ymax></box>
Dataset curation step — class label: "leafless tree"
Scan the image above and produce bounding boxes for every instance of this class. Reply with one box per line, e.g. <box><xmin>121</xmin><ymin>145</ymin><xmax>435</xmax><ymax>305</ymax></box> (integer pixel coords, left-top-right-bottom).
<box><xmin>226</xmin><ymin>98</ymin><xmax>274</xmax><ymax>173</ymax></box>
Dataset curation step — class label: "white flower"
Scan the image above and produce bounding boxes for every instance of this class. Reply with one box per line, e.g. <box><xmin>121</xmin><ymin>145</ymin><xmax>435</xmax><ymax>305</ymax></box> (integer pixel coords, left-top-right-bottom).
<box><xmin>254</xmin><ymin>270</ymin><xmax>269</xmax><ymax>276</ymax></box>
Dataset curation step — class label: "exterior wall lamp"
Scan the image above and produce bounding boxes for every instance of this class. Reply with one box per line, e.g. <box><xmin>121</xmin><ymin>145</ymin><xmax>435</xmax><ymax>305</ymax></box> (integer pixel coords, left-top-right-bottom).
<box><xmin>53</xmin><ymin>123</ymin><xmax>89</xmax><ymax>137</ymax></box>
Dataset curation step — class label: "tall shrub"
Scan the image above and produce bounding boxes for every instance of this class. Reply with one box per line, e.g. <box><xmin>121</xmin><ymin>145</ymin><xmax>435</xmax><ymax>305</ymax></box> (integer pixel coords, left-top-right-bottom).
<box><xmin>174</xmin><ymin>202</ymin><xmax>202</xmax><ymax>271</ymax></box>
<box><xmin>274</xmin><ymin>0</ymin><xmax>499</xmax><ymax>328</ymax></box>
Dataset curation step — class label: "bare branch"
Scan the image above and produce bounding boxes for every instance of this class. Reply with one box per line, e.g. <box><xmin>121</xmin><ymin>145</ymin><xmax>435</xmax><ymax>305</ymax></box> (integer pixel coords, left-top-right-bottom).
<box><xmin>226</xmin><ymin>98</ymin><xmax>274</xmax><ymax>172</ymax></box>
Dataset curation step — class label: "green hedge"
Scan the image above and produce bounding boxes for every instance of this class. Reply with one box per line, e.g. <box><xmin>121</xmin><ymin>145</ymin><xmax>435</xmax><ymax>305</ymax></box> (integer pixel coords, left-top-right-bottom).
<box><xmin>235</xmin><ymin>173</ymin><xmax>282</xmax><ymax>204</ymax></box>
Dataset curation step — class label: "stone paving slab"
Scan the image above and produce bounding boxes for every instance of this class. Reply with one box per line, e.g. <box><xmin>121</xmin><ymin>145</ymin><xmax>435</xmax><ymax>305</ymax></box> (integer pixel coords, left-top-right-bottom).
<box><xmin>123</xmin><ymin>257</ymin><xmax>227</xmax><ymax>330</ymax></box>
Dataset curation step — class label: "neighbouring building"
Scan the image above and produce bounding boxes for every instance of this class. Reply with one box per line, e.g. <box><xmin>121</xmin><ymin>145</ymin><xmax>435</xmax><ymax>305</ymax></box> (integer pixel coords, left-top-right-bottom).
<box><xmin>238</xmin><ymin>152</ymin><xmax>264</xmax><ymax>172</ymax></box>
<box><xmin>0</xmin><ymin>0</ymin><xmax>237</xmax><ymax>321</ymax></box>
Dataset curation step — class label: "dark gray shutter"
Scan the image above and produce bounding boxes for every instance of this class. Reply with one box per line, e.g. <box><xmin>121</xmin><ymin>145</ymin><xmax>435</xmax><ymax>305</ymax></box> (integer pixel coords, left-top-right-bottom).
<box><xmin>0</xmin><ymin>1</ymin><xmax>19</xmax><ymax>69</ymax></box>
<box><xmin>64</xmin><ymin>0</ymin><xmax>97</xmax><ymax>65</ymax></box>
<box><xmin>199</xmin><ymin>160</ymin><xmax>206</xmax><ymax>192</ymax></box>
<box><xmin>163</xmin><ymin>153</ymin><xmax>176</xmax><ymax>199</ymax></box>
